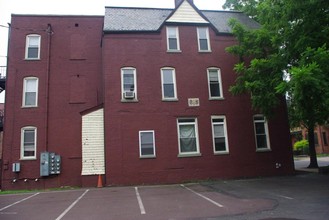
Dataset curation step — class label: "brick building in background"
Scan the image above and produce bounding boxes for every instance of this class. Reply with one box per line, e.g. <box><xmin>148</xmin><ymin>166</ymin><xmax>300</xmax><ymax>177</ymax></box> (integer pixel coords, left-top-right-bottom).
<box><xmin>1</xmin><ymin>0</ymin><xmax>294</xmax><ymax>190</ymax></box>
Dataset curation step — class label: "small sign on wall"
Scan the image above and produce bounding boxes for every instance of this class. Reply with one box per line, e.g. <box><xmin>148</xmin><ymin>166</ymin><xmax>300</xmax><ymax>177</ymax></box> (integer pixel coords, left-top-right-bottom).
<box><xmin>188</xmin><ymin>98</ymin><xmax>200</xmax><ymax>107</ymax></box>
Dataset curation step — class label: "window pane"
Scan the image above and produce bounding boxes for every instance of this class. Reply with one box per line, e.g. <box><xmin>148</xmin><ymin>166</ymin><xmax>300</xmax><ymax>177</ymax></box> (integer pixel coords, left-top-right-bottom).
<box><xmin>162</xmin><ymin>70</ymin><xmax>173</xmax><ymax>83</ymax></box>
<box><xmin>26</xmin><ymin>79</ymin><xmax>37</xmax><ymax>92</ymax></box>
<box><xmin>179</xmin><ymin>124</ymin><xmax>197</xmax><ymax>153</ymax></box>
<box><xmin>215</xmin><ymin>137</ymin><xmax>226</xmax><ymax>151</ymax></box>
<box><xmin>199</xmin><ymin>39</ymin><xmax>208</xmax><ymax>51</ymax></box>
<box><xmin>214</xmin><ymin>124</ymin><xmax>224</xmax><ymax>137</ymax></box>
<box><xmin>198</xmin><ymin>28</ymin><xmax>207</xmax><ymax>39</ymax></box>
<box><xmin>140</xmin><ymin>132</ymin><xmax>154</xmax><ymax>156</ymax></box>
<box><xmin>28</xmin><ymin>48</ymin><xmax>39</xmax><ymax>58</ymax></box>
<box><xmin>29</xmin><ymin>36</ymin><xmax>40</xmax><ymax>46</ymax></box>
<box><xmin>123</xmin><ymin>73</ymin><xmax>134</xmax><ymax>91</ymax></box>
<box><xmin>164</xmin><ymin>84</ymin><xmax>175</xmax><ymax>98</ymax></box>
<box><xmin>168</xmin><ymin>27</ymin><xmax>177</xmax><ymax>37</ymax></box>
<box><xmin>169</xmin><ymin>38</ymin><xmax>178</xmax><ymax>50</ymax></box>
<box><xmin>210</xmin><ymin>83</ymin><xmax>220</xmax><ymax>97</ymax></box>
<box><xmin>256</xmin><ymin>134</ymin><xmax>268</xmax><ymax>149</ymax></box>
<box><xmin>25</xmin><ymin>92</ymin><xmax>36</xmax><ymax>106</ymax></box>
<box><xmin>255</xmin><ymin>122</ymin><xmax>265</xmax><ymax>134</ymax></box>
<box><xmin>23</xmin><ymin>129</ymin><xmax>35</xmax><ymax>157</ymax></box>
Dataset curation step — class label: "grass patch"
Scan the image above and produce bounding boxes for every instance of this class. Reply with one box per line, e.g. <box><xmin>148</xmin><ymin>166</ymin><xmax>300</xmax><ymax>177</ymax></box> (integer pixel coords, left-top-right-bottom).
<box><xmin>0</xmin><ymin>186</ymin><xmax>79</xmax><ymax>195</ymax></box>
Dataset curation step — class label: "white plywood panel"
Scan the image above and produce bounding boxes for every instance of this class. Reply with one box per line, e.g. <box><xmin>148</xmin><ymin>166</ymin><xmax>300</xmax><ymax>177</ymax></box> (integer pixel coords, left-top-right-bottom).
<box><xmin>81</xmin><ymin>108</ymin><xmax>105</xmax><ymax>175</ymax></box>
<box><xmin>167</xmin><ymin>1</ymin><xmax>209</xmax><ymax>24</ymax></box>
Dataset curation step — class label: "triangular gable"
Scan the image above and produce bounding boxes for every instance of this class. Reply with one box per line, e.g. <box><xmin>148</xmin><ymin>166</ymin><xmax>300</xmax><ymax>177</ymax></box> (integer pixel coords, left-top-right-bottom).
<box><xmin>166</xmin><ymin>0</ymin><xmax>209</xmax><ymax>24</ymax></box>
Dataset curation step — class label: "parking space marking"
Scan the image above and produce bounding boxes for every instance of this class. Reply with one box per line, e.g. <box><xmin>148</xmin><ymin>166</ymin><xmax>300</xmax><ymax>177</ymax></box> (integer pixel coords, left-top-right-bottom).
<box><xmin>276</xmin><ymin>194</ymin><xmax>294</xmax><ymax>200</ymax></box>
<box><xmin>0</xmin><ymin>193</ymin><xmax>40</xmax><ymax>212</ymax></box>
<box><xmin>135</xmin><ymin>187</ymin><xmax>146</xmax><ymax>214</ymax></box>
<box><xmin>181</xmin><ymin>184</ymin><xmax>224</xmax><ymax>208</ymax></box>
<box><xmin>55</xmin><ymin>189</ymin><xmax>89</xmax><ymax>220</ymax></box>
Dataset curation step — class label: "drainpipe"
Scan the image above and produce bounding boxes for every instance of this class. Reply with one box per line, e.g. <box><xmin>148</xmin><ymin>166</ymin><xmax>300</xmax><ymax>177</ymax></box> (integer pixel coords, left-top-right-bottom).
<box><xmin>45</xmin><ymin>24</ymin><xmax>53</xmax><ymax>152</ymax></box>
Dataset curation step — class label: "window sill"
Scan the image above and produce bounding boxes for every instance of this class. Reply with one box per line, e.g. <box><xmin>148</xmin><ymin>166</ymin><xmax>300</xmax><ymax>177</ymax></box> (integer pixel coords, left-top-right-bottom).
<box><xmin>198</xmin><ymin>50</ymin><xmax>212</xmax><ymax>53</ymax></box>
<box><xmin>21</xmin><ymin>105</ymin><xmax>38</xmax><ymax>108</ymax></box>
<box><xmin>256</xmin><ymin>148</ymin><xmax>272</xmax><ymax>152</ymax></box>
<box><xmin>209</xmin><ymin>97</ymin><xmax>225</xmax><ymax>101</ymax></box>
<box><xmin>162</xmin><ymin>98</ymin><xmax>178</xmax><ymax>102</ymax></box>
<box><xmin>214</xmin><ymin>151</ymin><xmax>229</xmax><ymax>155</ymax></box>
<box><xmin>121</xmin><ymin>99</ymin><xmax>139</xmax><ymax>103</ymax></box>
<box><xmin>167</xmin><ymin>50</ymin><xmax>182</xmax><ymax>53</ymax></box>
<box><xmin>24</xmin><ymin>58</ymin><xmax>41</xmax><ymax>61</ymax></box>
<box><xmin>140</xmin><ymin>155</ymin><xmax>156</xmax><ymax>159</ymax></box>
<box><xmin>178</xmin><ymin>153</ymin><xmax>201</xmax><ymax>158</ymax></box>
<box><xmin>20</xmin><ymin>157</ymin><xmax>37</xmax><ymax>161</ymax></box>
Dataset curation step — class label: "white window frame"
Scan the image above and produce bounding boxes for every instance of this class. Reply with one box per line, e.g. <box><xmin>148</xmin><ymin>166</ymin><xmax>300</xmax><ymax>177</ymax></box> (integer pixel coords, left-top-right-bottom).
<box><xmin>21</xmin><ymin>126</ymin><xmax>37</xmax><ymax>160</ymax></box>
<box><xmin>177</xmin><ymin>118</ymin><xmax>201</xmax><ymax>157</ymax></box>
<box><xmin>207</xmin><ymin>68</ymin><xmax>223</xmax><ymax>99</ymax></box>
<box><xmin>197</xmin><ymin>27</ymin><xmax>211</xmax><ymax>52</ymax></box>
<box><xmin>25</xmin><ymin>34</ymin><xmax>41</xmax><ymax>60</ymax></box>
<box><xmin>253</xmin><ymin>115</ymin><xmax>271</xmax><ymax>151</ymax></box>
<box><xmin>139</xmin><ymin>130</ymin><xmax>156</xmax><ymax>158</ymax></box>
<box><xmin>211</xmin><ymin>116</ymin><xmax>229</xmax><ymax>154</ymax></box>
<box><xmin>22</xmin><ymin>77</ymin><xmax>39</xmax><ymax>107</ymax></box>
<box><xmin>121</xmin><ymin>67</ymin><xmax>137</xmax><ymax>101</ymax></box>
<box><xmin>166</xmin><ymin>26</ymin><xmax>181</xmax><ymax>52</ymax></box>
<box><xmin>161</xmin><ymin>67</ymin><xmax>178</xmax><ymax>101</ymax></box>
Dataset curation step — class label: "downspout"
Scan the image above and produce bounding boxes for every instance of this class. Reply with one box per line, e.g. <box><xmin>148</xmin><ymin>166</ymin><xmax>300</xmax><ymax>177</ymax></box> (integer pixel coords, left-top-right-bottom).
<box><xmin>45</xmin><ymin>24</ymin><xmax>53</xmax><ymax>152</ymax></box>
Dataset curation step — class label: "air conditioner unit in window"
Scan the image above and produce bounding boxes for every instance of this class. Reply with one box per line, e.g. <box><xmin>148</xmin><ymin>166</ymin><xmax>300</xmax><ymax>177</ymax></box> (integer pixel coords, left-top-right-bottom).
<box><xmin>124</xmin><ymin>91</ymin><xmax>135</xmax><ymax>99</ymax></box>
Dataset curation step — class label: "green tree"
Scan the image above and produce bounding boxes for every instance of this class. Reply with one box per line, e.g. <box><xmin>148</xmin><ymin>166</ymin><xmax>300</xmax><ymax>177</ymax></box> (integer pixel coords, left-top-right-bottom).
<box><xmin>223</xmin><ymin>0</ymin><xmax>329</xmax><ymax>168</ymax></box>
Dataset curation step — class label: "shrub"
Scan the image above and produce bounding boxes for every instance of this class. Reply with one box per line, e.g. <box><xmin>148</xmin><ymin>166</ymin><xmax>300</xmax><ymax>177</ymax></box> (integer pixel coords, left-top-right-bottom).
<box><xmin>293</xmin><ymin>139</ymin><xmax>309</xmax><ymax>155</ymax></box>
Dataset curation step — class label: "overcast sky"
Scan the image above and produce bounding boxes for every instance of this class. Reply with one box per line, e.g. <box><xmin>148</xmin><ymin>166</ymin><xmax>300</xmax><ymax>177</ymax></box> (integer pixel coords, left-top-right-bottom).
<box><xmin>0</xmin><ymin>0</ymin><xmax>226</xmax><ymax>102</ymax></box>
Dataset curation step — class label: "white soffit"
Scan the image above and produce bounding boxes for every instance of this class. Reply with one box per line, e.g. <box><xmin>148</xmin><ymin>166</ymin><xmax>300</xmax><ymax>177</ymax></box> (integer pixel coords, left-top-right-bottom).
<box><xmin>166</xmin><ymin>0</ymin><xmax>209</xmax><ymax>24</ymax></box>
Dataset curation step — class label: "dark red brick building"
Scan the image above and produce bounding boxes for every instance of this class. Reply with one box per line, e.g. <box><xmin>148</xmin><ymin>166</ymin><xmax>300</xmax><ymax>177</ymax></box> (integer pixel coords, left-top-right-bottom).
<box><xmin>1</xmin><ymin>0</ymin><xmax>294</xmax><ymax>190</ymax></box>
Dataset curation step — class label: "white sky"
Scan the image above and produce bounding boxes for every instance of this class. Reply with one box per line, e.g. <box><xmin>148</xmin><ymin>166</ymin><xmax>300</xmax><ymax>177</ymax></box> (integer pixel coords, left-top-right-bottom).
<box><xmin>0</xmin><ymin>0</ymin><xmax>226</xmax><ymax>102</ymax></box>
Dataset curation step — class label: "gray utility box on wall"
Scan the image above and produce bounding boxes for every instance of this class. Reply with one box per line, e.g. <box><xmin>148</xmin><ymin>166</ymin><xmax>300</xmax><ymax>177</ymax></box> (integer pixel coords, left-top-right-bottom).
<box><xmin>40</xmin><ymin>152</ymin><xmax>61</xmax><ymax>176</ymax></box>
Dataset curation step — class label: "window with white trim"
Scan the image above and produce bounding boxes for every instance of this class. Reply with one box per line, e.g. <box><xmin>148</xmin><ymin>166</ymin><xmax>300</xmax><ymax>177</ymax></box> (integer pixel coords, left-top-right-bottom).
<box><xmin>197</xmin><ymin>27</ymin><xmax>211</xmax><ymax>52</ymax></box>
<box><xmin>211</xmin><ymin>116</ymin><xmax>229</xmax><ymax>154</ymax></box>
<box><xmin>121</xmin><ymin>68</ymin><xmax>137</xmax><ymax>101</ymax></box>
<box><xmin>139</xmin><ymin>131</ymin><xmax>156</xmax><ymax>158</ymax></box>
<box><xmin>161</xmin><ymin>68</ymin><xmax>177</xmax><ymax>100</ymax></box>
<box><xmin>23</xmin><ymin>77</ymin><xmax>38</xmax><ymax>107</ymax></box>
<box><xmin>21</xmin><ymin>126</ymin><xmax>37</xmax><ymax>159</ymax></box>
<box><xmin>207</xmin><ymin>68</ymin><xmax>223</xmax><ymax>99</ymax></box>
<box><xmin>166</xmin><ymin>26</ymin><xmax>180</xmax><ymax>51</ymax></box>
<box><xmin>177</xmin><ymin>118</ymin><xmax>200</xmax><ymax>156</ymax></box>
<box><xmin>253</xmin><ymin>115</ymin><xmax>271</xmax><ymax>150</ymax></box>
<box><xmin>25</xmin><ymin>34</ymin><xmax>41</xmax><ymax>59</ymax></box>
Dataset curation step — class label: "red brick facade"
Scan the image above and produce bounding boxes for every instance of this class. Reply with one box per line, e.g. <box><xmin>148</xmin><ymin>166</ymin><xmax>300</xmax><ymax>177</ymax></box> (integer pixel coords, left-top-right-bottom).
<box><xmin>1</xmin><ymin>8</ymin><xmax>294</xmax><ymax>190</ymax></box>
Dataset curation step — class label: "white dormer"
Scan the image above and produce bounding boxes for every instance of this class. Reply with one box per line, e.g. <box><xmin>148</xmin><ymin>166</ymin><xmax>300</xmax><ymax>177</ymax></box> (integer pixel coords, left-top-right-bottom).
<box><xmin>167</xmin><ymin>0</ymin><xmax>209</xmax><ymax>24</ymax></box>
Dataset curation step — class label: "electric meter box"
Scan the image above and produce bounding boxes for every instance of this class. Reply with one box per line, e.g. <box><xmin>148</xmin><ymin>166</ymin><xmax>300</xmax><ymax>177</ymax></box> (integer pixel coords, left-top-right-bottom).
<box><xmin>40</xmin><ymin>152</ymin><xmax>61</xmax><ymax>176</ymax></box>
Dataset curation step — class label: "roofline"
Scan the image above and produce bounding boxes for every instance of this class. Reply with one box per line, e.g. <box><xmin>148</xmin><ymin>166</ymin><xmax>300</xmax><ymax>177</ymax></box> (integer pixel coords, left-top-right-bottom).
<box><xmin>105</xmin><ymin>6</ymin><xmax>173</xmax><ymax>10</ymax></box>
<box><xmin>11</xmin><ymin>14</ymin><xmax>104</xmax><ymax>18</ymax></box>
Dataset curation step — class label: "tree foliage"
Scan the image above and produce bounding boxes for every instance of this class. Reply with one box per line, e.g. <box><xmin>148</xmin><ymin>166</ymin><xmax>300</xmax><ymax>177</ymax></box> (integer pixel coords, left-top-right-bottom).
<box><xmin>224</xmin><ymin>0</ymin><xmax>329</xmax><ymax>167</ymax></box>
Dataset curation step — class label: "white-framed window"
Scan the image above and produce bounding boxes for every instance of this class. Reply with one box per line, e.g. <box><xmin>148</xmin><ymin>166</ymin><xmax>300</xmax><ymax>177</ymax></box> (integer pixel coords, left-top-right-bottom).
<box><xmin>22</xmin><ymin>77</ymin><xmax>38</xmax><ymax>107</ymax></box>
<box><xmin>253</xmin><ymin>115</ymin><xmax>271</xmax><ymax>151</ymax></box>
<box><xmin>207</xmin><ymin>68</ymin><xmax>223</xmax><ymax>99</ymax></box>
<box><xmin>161</xmin><ymin>67</ymin><xmax>177</xmax><ymax>100</ymax></box>
<box><xmin>139</xmin><ymin>130</ymin><xmax>156</xmax><ymax>158</ymax></box>
<box><xmin>21</xmin><ymin>126</ymin><xmax>37</xmax><ymax>160</ymax></box>
<box><xmin>197</xmin><ymin>27</ymin><xmax>211</xmax><ymax>52</ymax></box>
<box><xmin>25</xmin><ymin>34</ymin><xmax>41</xmax><ymax>59</ymax></box>
<box><xmin>177</xmin><ymin>118</ymin><xmax>200</xmax><ymax>156</ymax></box>
<box><xmin>211</xmin><ymin>116</ymin><xmax>229</xmax><ymax>154</ymax></box>
<box><xmin>121</xmin><ymin>67</ymin><xmax>137</xmax><ymax>101</ymax></box>
<box><xmin>166</xmin><ymin>26</ymin><xmax>180</xmax><ymax>51</ymax></box>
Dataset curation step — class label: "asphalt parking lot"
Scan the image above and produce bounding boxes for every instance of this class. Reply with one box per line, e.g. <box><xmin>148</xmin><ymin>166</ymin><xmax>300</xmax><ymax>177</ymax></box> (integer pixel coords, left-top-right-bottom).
<box><xmin>0</xmin><ymin>170</ymin><xmax>328</xmax><ymax>220</ymax></box>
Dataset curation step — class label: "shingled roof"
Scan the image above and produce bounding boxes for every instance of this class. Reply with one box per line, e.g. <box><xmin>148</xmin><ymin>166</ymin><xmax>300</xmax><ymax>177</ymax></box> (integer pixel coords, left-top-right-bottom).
<box><xmin>104</xmin><ymin>7</ymin><xmax>259</xmax><ymax>34</ymax></box>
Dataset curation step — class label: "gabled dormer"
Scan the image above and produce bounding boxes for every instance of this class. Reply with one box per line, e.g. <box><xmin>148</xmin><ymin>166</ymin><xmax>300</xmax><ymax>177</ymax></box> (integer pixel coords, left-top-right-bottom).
<box><xmin>166</xmin><ymin>0</ymin><xmax>209</xmax><ymax>24</ymax></box>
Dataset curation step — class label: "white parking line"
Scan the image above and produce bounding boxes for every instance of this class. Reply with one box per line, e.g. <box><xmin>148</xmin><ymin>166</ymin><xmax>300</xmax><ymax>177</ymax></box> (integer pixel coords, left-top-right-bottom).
<box><xmin>276</xmin><ymin>194</ymin><xmax>294</xmax><ymax>200</ymax></box>
<box><xmin>55</xmin><ymin>189</ymin><xmax>89</xmax><ymax>220</ymax></box>
<box><xmin>181</xmin><ymin>184</ymin><xmax>224</xmax><ymax>208</ymax></box>
<box><xmin>0</xmin><ymin>193</ymin><xmax>40</xmax><ymax>211</ymax></box>
<box><xmin>135</xmin><ymin>187</ymin><xmax>146</xmax><ymax>214</ymax></box>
